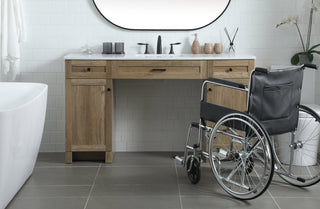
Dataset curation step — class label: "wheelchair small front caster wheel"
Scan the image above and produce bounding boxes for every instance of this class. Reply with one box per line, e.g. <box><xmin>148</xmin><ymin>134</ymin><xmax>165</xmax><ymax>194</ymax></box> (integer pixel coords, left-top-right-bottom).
<box><xmin>186</xmin><ymin>156</ymin><xmax>201</xmax><ymax>184</ymax></box>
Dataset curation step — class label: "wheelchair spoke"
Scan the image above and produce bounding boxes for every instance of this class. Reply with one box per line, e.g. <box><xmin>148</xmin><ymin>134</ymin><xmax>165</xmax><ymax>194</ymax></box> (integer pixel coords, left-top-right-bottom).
<box><xmin>247</xmin><ymin>140</ymin><xmax>262</xmax><ymax>157</ymax></box>
<box><xmin>222</xmin><ymin>178</ymin><xmax>250</xmax><ymax>190</ymax></box>
<box><xmin>226</xmin><ymin>160</ymin><xmax>243</xmax><ymax>181</ymax></box>
<box><xmin>253</xmin><ymin>150</ymin><xmax>265</xmax><ymax>164</ymax></box>
<box><xmin>241</xmin><ymin>159</ymin><xmax>246</xmax><ymax>185</ymax></box>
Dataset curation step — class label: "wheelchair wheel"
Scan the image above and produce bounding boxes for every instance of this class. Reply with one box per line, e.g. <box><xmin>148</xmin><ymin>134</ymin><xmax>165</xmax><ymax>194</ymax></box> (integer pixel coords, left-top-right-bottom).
<box><xmin>186</xmin><ymin>156</ymin><xmax>201</xmax><ymax>184</ymax></box>
<box><xmin>274</xmin><ymin>105</ymin><xmax>320</xmax><ymax>187</ymax></box>
<box><xmin>209</xmin><ymin>113</ymin><xmax>274</xmax><ymax>200</ymax></box>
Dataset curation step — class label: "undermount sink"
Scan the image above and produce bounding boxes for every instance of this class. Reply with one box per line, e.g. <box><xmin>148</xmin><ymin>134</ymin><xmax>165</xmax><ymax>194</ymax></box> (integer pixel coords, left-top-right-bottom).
<box><xmin>135</xmin><ymin>54</ymin><xmax>177</xmax><ymax>58</ymax></box>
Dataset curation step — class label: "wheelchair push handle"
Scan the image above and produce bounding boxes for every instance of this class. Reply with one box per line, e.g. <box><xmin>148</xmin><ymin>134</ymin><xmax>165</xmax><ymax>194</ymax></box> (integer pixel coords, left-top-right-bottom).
<box><xmin>303</xmin><ymin>63</ymin><xmax>319</xmax><ymax>70</ymax></box>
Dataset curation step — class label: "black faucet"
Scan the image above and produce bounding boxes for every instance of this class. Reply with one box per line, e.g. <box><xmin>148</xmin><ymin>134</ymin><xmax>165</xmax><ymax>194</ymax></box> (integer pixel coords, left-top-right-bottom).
<box><xmin>138</xmin><ymin>43</ymin><xmax>150</xmax><ymax>54</ymax></box>
<box><xmin>157</xmin><ymin>35</ymin><xmax>162</xmax><ymax>54</ymax></box>
<box><xmin>169</xmin><ymin>42</ymin><xmax>181</xmax><ymax>54</ymax></box>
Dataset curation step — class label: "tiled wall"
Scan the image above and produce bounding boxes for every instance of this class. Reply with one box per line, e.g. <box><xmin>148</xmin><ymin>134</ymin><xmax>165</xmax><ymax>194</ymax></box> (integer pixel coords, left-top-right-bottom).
<box><xmin>2</xmin><ymin>0</ymin><xmax>319</xmax><ymax>152</ymax></box>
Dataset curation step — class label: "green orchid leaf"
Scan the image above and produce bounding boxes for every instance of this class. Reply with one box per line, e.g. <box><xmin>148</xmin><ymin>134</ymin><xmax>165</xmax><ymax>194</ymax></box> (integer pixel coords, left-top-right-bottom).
<box><xmin>291</xmin><ymin>53</ymin><xmax>300</xmax><ymax>65</ymax></box>
<box><xmin>308</xmin><ymin>44</ymin><xmax>320</xmax><ymax>52</ymax></box>
<box><xmin>308</xmin><ymin>50</ymin><xmax>320</xmax><ymax>55</ymax></box>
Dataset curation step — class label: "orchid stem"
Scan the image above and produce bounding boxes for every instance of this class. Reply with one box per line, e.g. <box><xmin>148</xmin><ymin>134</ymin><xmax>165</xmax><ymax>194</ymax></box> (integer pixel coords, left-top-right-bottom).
<box><xmin>306</xmin><ymin>7</ymin><xmax>313</xmax><ymax>51</ymax></box>
<box><xmin>295</xmin><ymin>23</ymin><xmax>306</xmax><ymax>52</ymax></box>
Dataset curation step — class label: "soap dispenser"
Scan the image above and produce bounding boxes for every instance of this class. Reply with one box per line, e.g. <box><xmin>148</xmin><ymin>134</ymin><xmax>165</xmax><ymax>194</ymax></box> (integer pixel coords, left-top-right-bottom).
<box><xmin>191</xmin><ymin>33</ymin><xmax>201</xmax><ymax>54</ymax></box>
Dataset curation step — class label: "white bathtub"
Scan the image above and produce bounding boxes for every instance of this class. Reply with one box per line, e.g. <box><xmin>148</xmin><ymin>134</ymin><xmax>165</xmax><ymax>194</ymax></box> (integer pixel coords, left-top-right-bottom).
<box><xmin>0</xmin><ymin>82</ymin><xmax>47</xmax><ymax>209</ymax></box>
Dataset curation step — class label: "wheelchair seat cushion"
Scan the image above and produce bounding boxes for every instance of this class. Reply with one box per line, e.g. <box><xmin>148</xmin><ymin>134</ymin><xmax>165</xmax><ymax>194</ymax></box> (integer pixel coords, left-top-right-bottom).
<box><xmin>248</xmin><ymin>66</ymin><xmax>304</xmax><ymax>135</ymax></box>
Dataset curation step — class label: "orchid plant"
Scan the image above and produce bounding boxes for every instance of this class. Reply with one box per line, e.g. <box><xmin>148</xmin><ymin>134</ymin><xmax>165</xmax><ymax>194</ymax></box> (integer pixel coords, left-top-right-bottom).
<box><xmin>276</xmin><ymin>0</ymin><xmax>320</xmax><ymax>65</ymax></box>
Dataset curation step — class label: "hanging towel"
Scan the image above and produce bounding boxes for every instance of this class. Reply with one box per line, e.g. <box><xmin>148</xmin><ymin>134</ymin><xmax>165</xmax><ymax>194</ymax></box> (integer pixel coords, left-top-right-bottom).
<box><xmin>1</xmin><ymin>0</ymin><xmax>26</xmax><ymax>80</ymax></box>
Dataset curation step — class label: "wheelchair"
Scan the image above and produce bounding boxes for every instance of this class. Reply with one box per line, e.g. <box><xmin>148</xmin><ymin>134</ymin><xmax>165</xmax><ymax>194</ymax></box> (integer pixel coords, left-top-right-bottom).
<box><xmin>175</xmin><ymin>63</ymin><xmax>320</xmax><ymax>199</ymax></box>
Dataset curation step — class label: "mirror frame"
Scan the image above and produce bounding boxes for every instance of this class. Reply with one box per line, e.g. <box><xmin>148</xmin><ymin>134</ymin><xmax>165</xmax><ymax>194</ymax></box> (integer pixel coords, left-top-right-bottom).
<box><xmin>92</xmin><ymin>0</ymin><xmax>231</xmax><ymax>31</ymax></box>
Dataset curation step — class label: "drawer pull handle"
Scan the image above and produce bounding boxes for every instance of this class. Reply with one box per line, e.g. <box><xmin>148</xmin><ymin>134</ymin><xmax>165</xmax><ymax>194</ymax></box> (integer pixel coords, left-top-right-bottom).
<box><xmin>151</xmin><ymin>69</ymin><xmax>166</xmax><ymax>72</ymax></box>
<box><xmin>229</xmin><ymin>68</ymin><xmax>233</xmax><ymax>72</ymax></box>
<box><xmin>87</xmin><ymin>68</ymin><xmax>91</xmax><ymax>72</ymax></box>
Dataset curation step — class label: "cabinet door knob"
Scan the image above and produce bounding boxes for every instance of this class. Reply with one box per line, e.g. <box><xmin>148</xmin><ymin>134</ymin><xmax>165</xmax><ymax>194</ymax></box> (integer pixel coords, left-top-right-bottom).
<box><xmin>229</xmin><ymin>68</ymin><xmax>233</xmax><ymax>72</ymax></box>
<box><xmin>87</xmin><ymin>68</ymin><xmax>91</xmax><ymax>72</ymax></box>
<box><xmin>107</xmin><ymin>88</ymin><xmax>111</xmax><ymax>91</ymax></box>
<box><xmin>208</xmin><ymin>88</ymin><xmax>212</xmax><ymax>91</ymax></box>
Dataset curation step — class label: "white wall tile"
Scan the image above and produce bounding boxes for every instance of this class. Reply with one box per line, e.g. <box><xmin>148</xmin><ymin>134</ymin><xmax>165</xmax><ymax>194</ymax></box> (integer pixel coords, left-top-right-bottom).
<box><xmin>15</xmin><ymin>0</ymin><xmax>320</xmax><ymax>152</ymax></box>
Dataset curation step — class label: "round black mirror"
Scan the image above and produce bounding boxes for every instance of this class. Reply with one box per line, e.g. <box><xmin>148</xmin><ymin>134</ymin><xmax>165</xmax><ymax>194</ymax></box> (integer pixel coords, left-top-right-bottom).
<box><xmin>93</xmin><ymin>0</ymin><xmax>231</xmax><ymax>30</ymax></box>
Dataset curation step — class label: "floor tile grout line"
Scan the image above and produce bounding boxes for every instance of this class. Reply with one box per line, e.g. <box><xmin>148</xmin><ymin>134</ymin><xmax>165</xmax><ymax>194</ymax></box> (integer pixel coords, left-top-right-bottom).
<box><xmin>24</xmin><ymin>185</ymin><xmax>92</xmax><ymax>187</ymax></box>
<box><xmin>174</xmin><ymin>159</ymin><xmax>184</xmax><ymax>209</ymax></box>
<box><xmin>15</xmin><ymin>196</ymin><xmax>89</xmax><ymax>200</ymax></box>
<box><xmin>83</xmin><ymin>163</ymin><xmax>102</xmax><ymax>209</ymax></box>
<box><xmin>266</xmin><ymin>189</ymin><xmax>282</xmax><ymax>209</ymax></box>
<box><xmin>35</xmin><ymin>166</ymin><xmax>102</xmax><ymax>168</ymax></box>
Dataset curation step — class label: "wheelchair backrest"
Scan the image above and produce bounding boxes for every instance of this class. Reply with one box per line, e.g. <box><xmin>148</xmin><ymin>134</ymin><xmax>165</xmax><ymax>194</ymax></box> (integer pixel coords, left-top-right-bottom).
<box><xmin>248</xmin><ymin>66</ymin><xmax>304</xmax><ymax>135</ymax></box>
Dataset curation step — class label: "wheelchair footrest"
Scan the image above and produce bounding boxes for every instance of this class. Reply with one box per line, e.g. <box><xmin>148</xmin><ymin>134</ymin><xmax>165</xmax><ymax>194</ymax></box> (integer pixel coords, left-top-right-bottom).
<box><xmin>191</xmin><ymin>122</ymin><xmax>199</xmax><ymax>128</ymax></box>
<box><xmin>173</xmin><ymin>155</ymin><xmax>184</xmax><ymax>165</ymax></box>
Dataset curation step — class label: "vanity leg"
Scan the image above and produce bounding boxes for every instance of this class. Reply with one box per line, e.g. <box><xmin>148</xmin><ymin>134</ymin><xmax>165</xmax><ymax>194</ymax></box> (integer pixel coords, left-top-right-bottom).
<box><xmin>65</xmin><ymin>151</ymin><xmax>72</xmax><ymax>164</ymax></box>
<box><xmin>105</xmin><ymin>152</ymin><xmax>113</xmax><ymax>163</ymax></box>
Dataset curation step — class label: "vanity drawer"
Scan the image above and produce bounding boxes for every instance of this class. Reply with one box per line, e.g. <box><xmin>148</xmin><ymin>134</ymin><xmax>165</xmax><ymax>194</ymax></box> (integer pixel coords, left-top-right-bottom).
<box><xmin>208</xmin><ymin>60</ymin><xmax>255</xmax><ymax>80</ymax></box>
<box><xmin>66</xmin><ymin>60</ymin><xmax>111</xmax><ymax>78</ymax></box>
<box><xmin>112</xmin><ymin>61</ymin><xmax>207</xmax><ymax>79</ymax></box>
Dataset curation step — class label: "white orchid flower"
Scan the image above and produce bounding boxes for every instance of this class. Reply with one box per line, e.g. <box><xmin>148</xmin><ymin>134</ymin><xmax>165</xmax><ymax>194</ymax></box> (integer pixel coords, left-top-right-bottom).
<box><xmin>287</xmin><ymin>15</ymin><xmax>299</xmax><ymax>24</ymax></box>
<box><xmin>276</xmin><ymin>15</ymin><xmax>299</xmax><ymax>27</ymax></box>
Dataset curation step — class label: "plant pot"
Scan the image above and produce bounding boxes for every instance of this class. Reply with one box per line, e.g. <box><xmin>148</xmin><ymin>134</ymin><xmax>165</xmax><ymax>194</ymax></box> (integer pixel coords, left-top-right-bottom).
<box><xmin>298</xmin><ymin>54</ymin><xmax>312</xmax><ymax>64</ymax></box>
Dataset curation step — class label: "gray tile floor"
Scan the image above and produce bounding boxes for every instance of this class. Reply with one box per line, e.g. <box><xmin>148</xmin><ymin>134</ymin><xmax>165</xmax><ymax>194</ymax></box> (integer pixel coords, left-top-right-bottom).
<box><xmin>6</xmin><ymin>152</ymin><xmax>320</xmax><ymax>209</ymax></box>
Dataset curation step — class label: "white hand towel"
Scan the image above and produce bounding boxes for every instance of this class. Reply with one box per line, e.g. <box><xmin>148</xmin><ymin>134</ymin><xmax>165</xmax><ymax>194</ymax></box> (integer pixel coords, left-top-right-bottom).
<box><xmin>1</xmin><ymin>0</ymin><xmax>26</xmax><ymax>80</ymax></box>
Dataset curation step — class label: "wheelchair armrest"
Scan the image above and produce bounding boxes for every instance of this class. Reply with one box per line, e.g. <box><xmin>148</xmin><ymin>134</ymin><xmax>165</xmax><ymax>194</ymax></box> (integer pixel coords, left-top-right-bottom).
<box><xmin>207</xmin><ymin>77</ymin><xmax>246</xmax><ymax>89</ymax></box>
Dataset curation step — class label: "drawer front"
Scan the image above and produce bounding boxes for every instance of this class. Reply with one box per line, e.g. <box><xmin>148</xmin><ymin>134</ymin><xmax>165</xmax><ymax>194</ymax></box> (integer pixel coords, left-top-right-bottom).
<box><xmin>112</xmin><ymin>61</ymin><xmax>207</xmax><ymax>79</ymax></box>
<box><xmin>208</xmin><ymin>60</ymin><xmax>255</xmax><ymax>80</ymax></box>
<box><xmin>66</xmin><ymin>60</ymin><xmax>111</xmax><ymax>78</ymax></box>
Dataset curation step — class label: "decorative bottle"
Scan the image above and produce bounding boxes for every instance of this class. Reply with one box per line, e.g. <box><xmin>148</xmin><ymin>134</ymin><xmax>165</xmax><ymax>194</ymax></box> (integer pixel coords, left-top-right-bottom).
<box><xmin>191</xmin><ymin>33</ymin><xmax>201</xmax><ymax>54</ymax></box>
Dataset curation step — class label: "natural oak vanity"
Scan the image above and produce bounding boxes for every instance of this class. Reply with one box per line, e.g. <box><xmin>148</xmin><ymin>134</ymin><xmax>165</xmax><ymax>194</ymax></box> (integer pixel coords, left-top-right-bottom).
<box><xmin>64</xmin><ymin>54</ymin><xmax>255</xmax><ymax>163</ymax></box>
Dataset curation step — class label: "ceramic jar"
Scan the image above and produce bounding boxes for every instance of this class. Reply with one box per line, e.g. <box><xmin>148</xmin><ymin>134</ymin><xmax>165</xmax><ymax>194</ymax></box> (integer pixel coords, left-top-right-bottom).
<box><xmin>191</xmin><ymin>33</ymin><xmax>201</xmax><ymax>54</ymax></box>
<box><xmin>214</xmin><ymin>43</ymin><xmax>223</xmax><ymax>54</ymax></box>
<box><xmin>203</xmin><ymin>43</ymin><xmax>213</xmax><ymax>54</ymax></box>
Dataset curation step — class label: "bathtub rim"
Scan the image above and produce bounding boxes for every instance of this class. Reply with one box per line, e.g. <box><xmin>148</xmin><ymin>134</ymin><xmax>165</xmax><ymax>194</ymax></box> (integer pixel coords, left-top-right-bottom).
<box><xmin>0</xmin><ymin>82</ymin><xmax>48</xmax><ymax>113</ymax></box>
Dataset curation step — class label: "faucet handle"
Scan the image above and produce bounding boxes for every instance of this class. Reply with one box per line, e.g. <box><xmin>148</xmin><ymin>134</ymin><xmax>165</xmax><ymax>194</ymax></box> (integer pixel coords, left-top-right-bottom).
<box><xmin>138</xmin><ymin>43</ymin><xmax>150</xmax><ymax>54</ymax></box>
<box><xmin>169</xmin><ymin>42</ymin><xmax>181</xmax><ymax>54</ymax></box>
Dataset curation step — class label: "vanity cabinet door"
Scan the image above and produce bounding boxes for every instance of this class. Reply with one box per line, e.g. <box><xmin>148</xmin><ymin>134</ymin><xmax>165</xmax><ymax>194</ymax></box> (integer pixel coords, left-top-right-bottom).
<box><xmin>65</xmin><ymin>79</ymin><xmax>113</xmax><ymax>163</ymax></box>
<box><xmin>204</xmin><ymin>60</ymin><xmax>255</xmax><ymax>155</ymax></box>
<box><xmin>206</xmin><ymin>59</ymin><xmax>254</xmax><ymax>111</ymax></box>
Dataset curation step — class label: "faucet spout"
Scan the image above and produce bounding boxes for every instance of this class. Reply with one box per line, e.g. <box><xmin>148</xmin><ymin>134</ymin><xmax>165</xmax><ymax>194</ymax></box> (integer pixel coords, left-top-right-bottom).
<box><xmin>157</xmin><ymin>35</ymin><xmax>162</xmax><ymax>54</ymax></box>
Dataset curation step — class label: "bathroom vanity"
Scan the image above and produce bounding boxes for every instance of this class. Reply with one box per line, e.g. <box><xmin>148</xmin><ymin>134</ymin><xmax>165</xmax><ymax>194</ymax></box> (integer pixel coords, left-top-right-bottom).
<box><xmin>64</xmin><ymin>54</ymin><xmax>255</xmax><ymax>163</ymax></box>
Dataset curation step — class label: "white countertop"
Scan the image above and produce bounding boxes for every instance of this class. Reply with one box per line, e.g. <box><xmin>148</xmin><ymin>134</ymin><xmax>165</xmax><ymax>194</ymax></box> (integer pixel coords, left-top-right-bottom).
<box><xmin>64</xmin><ymin>53</ymin><xmax>256</xmax><ymax>60</ymax></box>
